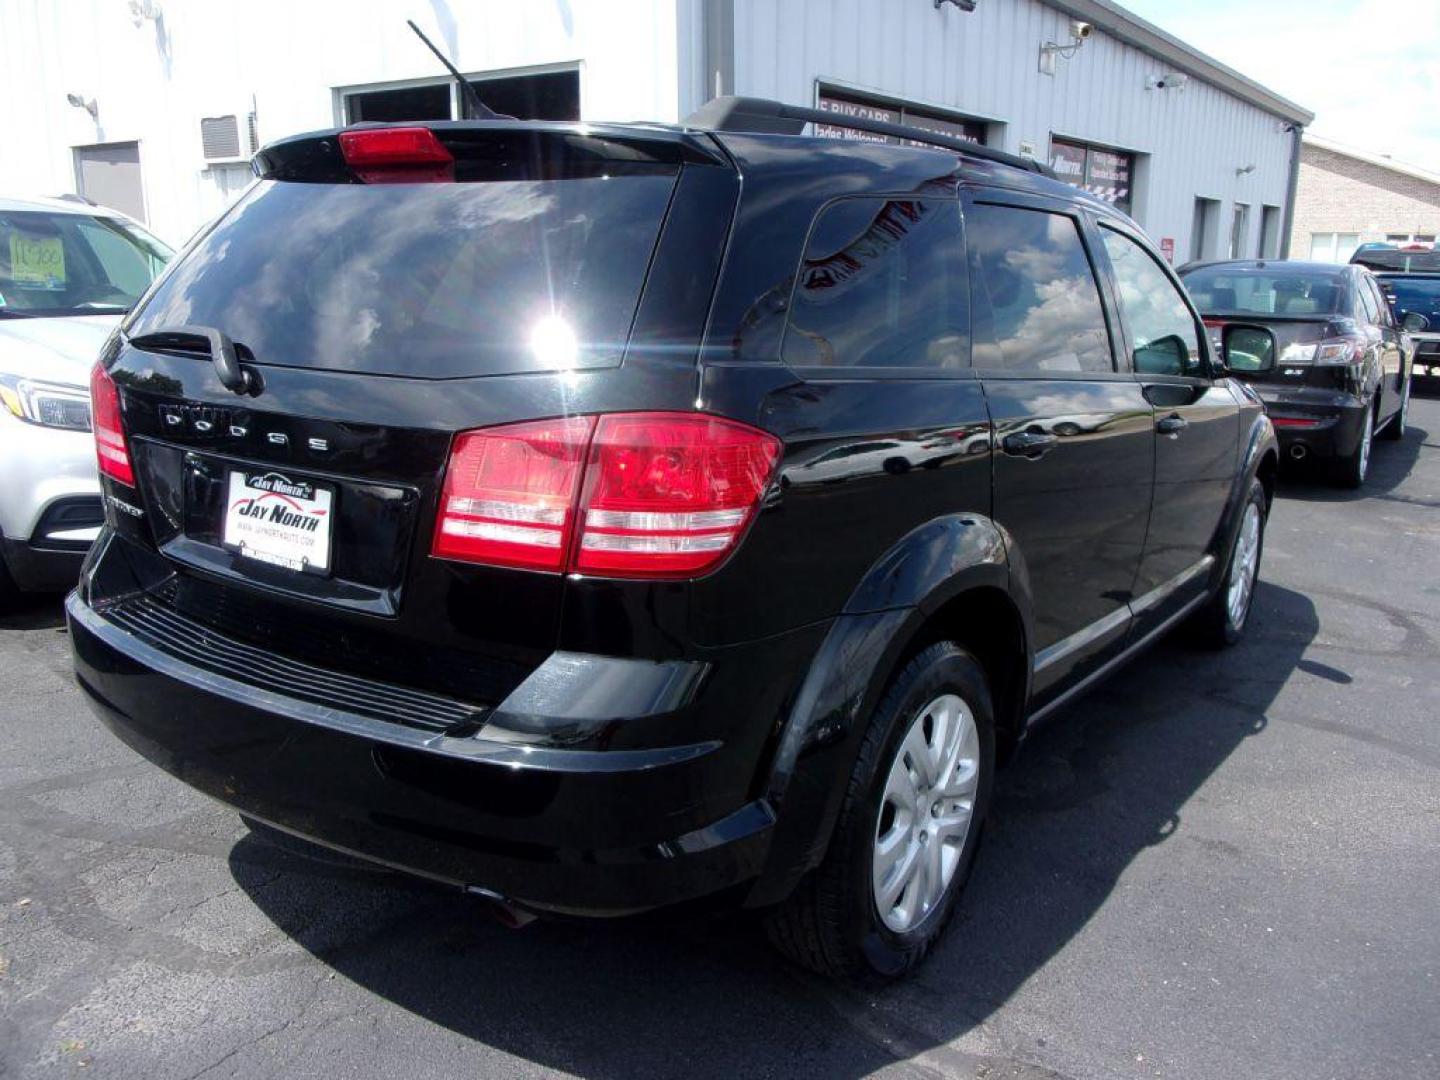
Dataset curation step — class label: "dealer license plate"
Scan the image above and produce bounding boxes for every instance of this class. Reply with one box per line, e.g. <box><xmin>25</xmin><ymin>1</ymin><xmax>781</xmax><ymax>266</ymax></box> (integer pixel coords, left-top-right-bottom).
<box><xmin>223</xmin><ymin>470</ymin><xmax>334</xmax><ymax>575</ymax></box>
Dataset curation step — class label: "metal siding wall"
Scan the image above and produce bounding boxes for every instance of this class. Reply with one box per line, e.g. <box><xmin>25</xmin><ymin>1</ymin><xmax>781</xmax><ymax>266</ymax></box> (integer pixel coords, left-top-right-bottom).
<box><xmin>732</xmin><ymin>0</ymin><xmax>1295</xmax><ymax>261</ymax></box>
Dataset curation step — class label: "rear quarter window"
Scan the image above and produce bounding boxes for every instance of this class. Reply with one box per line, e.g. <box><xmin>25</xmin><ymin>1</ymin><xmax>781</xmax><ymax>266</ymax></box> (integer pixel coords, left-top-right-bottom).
<box><xmin>782</xmin><ymin>196</ymin><xmax>968</xmax><ymax>371</ymax></box>
<box><xmin>126</xmin><ymin>172</ymin><xmax>678</xmax><ymax>379</ymax></box>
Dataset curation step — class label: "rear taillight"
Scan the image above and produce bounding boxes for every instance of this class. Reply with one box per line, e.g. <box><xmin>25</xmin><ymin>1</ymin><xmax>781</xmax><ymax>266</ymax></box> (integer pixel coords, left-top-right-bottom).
<box><xmin>1313</xmin><ymin>338</ymin><xmax>1366</xmax><ymax>366</ymax></box>
<box><xmin>432</xmin><ymin>413</ymin><xmax>781</xmax><ymax>580</ymax></box>
<box><xmin>433</xmin><ymin>416</ymin><xmax>595</xmax><ymax>571</ymax></box>
<box><xmin>89</xmin><ymin>363</ymin><xmax>134</xmax><ymax>486</ymax></box>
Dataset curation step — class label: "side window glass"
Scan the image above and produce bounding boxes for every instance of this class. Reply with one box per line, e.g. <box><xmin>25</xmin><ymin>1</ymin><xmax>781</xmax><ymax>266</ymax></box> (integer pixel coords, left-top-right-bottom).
<box><xmin>1356</xmin><ymin>277</ymin><xmax>1381</xmax><ymax>325</ymax></box>
<box><xmin>783</xmin><ymin>197</ymin><xmax>968</xmax><ymax>370</ymax></box>
<box><xmin>1099</xmin><ymin>227</ymin><xmax>1204</xmax><ymax>377</ymax></box>
<box><xmin>966</xmin><ymin>203</ymin><xmax>1112</xmax><ymax>374</ymax></box>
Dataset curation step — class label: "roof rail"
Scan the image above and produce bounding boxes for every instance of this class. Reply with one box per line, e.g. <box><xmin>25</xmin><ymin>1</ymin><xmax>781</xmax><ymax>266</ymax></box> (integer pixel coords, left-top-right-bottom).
<box><xmin>685</xmin><ymin>95</ymin><xmax>1055</xmax><ymax>179</ymax></box>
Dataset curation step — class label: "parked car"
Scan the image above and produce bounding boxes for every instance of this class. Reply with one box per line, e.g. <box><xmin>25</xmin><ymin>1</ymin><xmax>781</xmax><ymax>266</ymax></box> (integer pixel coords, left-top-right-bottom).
<box><xmin>1371</xmin><ymin>273</ymin><xmax>1440</xmax><ymax>390</ymax></box>
<box><xmin>0</xmin><ymin>195</ymin><xmax>172</xmax><ymax>607</ymax></box>
<box><xmin>1179</xmin><ymin>259</ymin><xmax>1417</xmax><ymax>487</ymax></box>
<box><xmin>68</xmin><ymin>99</ymin><xmax>1277</xmax><ymax>983</ymax></box>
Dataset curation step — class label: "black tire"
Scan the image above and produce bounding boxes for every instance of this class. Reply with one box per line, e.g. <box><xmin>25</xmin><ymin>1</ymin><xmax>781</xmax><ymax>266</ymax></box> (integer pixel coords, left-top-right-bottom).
<box><xmin>1333</xmin><ymin>405</ymin><xmax>1374</xmax><ymax>488</ymax></box>
<box><xmin>0</xmin><ymin>550</ymin><xmax>20</xmax><ymax>614</ymax></box>
<box><xmin>764</xmin><ymin>642</ymin><xmax>995</xmax><ymax>984</ymax></box>
<box><xmin>1191</xmin><ymin>477</ymin><xmax>1267</xmax><ymax>649</ymax></box>
<box><xmin>1379</xmin><ymin>377</ymin><xmax>1409</xmax><ymax>441</ymax></box>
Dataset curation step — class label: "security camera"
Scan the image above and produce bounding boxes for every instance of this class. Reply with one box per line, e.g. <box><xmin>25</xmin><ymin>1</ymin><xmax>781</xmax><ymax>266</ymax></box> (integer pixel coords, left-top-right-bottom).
<box><xmin>1071</xmin><ymin>20</ymin><xmax>1094</xmax><ymax>40</ymax></box>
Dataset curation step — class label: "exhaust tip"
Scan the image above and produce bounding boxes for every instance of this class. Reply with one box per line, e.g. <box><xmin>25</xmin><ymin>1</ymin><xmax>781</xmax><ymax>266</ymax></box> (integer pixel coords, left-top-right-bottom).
<box><xmin>464</xmin><ymin>884</ymin><xmax>537</xmax><ymax>929</ymax></box>
<box><xmin>1289</xmin><ymin>444</ymin><xmax>1308</xmax><ymax>461</ymax></box>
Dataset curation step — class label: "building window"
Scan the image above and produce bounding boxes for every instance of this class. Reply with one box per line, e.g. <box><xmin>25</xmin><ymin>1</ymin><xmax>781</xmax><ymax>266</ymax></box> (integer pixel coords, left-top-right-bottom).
<box><xmin>1384</xmin><ymin>232</ymin><xmax>1436</xmax><ymax>246</ymax></box>
<box><xmin>1259</xmin><ymin>205</ymin><xmax>1281</xmax><ymax>259</ymax></box>
<box><xmin>341</xmin><ymin>69</ymin><xmax>580</xmax><ymax>125</ymax></box>
<box><xmin>1310</xmin><ymin>232</ymin><xmax>1360</xmax><ymax>263</ymax></box>
<box><xmin>1191</xmin><ymin>197</ymin><xmax>1219</xmax><ymax>262</ymax></box>
<box><xmin>1228</xmin><ymin>203</ymin><xmax>1250</xmax><ymax>259</ymax></box>
<box><xmin>814</xmin><ymin>87</ymin><xmax>988</xmax><ymax>146</ymax></box>
<box><xmin>1049</xmin><ymin>138</ymin><xmax>1134</xmax><ymax>216</ymax></box>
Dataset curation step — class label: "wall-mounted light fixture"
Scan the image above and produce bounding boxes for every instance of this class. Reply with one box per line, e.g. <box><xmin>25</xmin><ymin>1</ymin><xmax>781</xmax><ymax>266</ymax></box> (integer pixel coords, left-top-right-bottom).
<box><xmin>1040</xmin><ymin>21</ymin><xmax>1093</xmax><ymax>76</ymax></box>
<box><xmin>1236</xmin><ymin>163</ymin><xmax>1256</xmax><ymax>176</ymax></box>
<box><xmin>128</xmin><ymin>0</ymin><xmax>162</xmax><ymax>27</ymax></box>
<box><xmin>934</xmin><ymin>0</ymin><xmax>978</xmax><ymax>10</ymax></box>
<box><xmin>65</xmin><ymin>93</ymin><xmax>98</xmax><ymax>121</ymax></box>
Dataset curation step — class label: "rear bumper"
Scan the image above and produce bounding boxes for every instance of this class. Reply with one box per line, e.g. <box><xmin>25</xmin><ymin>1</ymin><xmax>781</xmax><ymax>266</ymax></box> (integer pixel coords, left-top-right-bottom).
<box><xmin>3</xmin><ymin>535</ymin><xmax>86</xmax><ymax>592</ymax></box>
<box><xmin>68</xmin><ymin>588</ymin><xmax>789</xmax><ymax>916</ymax></box>
<box><xmin>1261</xmin><ymin>394</ymin><xmax>1368</xmax><ymax>460</ymax></box>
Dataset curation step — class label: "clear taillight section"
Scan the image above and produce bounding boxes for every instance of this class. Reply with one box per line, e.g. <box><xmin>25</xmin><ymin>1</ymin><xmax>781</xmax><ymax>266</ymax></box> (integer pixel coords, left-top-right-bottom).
<box><xmin>432</xmin><ymin>412</ymin><xmax>781</xmax><ymax>579</ymax></box>
<box><xmin>89</xmin><ymin>362</ymin><xmax>134</xmax><ymax>486</ymax></box>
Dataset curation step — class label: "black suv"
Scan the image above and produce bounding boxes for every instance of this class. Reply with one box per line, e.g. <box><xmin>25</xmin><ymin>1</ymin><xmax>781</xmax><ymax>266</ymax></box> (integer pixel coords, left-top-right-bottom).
<box><xmin>68</xmin><ymin>98</ymin><xmax>1278</xmax><ymax>982</ymax></box>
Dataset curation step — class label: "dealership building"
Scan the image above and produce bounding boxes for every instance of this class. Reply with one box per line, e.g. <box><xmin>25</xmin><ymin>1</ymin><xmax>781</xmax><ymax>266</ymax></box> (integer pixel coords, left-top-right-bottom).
<box><xmin>0</xmin><ymin>0</ymin><xmax>1311</xmax><ymax>257</ymax></box>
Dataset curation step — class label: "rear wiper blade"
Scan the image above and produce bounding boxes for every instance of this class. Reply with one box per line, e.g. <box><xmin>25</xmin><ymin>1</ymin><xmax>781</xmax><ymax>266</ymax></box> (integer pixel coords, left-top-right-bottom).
<box><xmin>128</xmin><ymin>324</ymin><xmax>258</xmax><ymax>395</ymax></box>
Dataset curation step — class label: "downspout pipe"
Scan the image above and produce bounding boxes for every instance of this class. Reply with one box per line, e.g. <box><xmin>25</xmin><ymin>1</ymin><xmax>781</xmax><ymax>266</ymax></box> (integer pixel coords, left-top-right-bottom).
<box><xmin>1279</xmin><ymin>123</ymin><xmax>1305</xmax><ymax>258</ymax></box>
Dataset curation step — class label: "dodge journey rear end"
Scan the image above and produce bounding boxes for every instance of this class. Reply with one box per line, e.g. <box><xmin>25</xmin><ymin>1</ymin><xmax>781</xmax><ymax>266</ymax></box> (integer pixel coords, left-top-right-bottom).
<box><xmin>69</xmin><ymin>99</ymin><xmax>1277</xmax><ymax>981</ymax></box>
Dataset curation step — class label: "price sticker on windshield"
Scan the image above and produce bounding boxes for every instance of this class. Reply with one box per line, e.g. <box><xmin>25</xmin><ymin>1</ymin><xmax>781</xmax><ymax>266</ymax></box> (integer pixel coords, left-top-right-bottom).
<box><xmin>9</xmin><ymin>234</ymin><xmax>66</xmax><ymax>290</ymax></box>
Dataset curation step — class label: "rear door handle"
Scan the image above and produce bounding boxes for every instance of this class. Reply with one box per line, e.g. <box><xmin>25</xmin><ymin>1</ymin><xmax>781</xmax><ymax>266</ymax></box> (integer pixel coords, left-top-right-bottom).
<box><xmin>1156</xmin><ymin>414</ymin><xmax>1188</xmax><ymax>437</ymax></box>
<box><xmin>1001</xmin><ymin>430</ymin><xmax>1059</xmax><ymax>457</ymax></box>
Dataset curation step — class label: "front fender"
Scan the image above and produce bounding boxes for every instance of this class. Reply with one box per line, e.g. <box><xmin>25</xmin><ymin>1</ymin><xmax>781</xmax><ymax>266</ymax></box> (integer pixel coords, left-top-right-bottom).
<box><xmin>745</xmin><ymin>513</ymin><xmax>1023</xmax><ymax>907</ymax></box>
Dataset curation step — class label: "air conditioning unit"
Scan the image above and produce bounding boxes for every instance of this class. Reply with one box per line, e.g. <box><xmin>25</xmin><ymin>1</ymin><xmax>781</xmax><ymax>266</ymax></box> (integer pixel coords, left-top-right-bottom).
<box><xmin>199</xmin><ymin>113</ymin><xmax>251</xmax><ymax>165</ymax></box>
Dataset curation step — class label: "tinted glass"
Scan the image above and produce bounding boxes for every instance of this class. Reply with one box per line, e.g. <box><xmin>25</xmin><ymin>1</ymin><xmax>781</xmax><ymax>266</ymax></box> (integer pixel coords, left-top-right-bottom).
<box><xmin>1377</xmin><ymin>275</ymin><xmax>1440</xmax><ymax>322</ymax></box>
<box><xmin>1101</xmin><ymin>228</ymin><xmax>1202</xmax><ymax>376</ymax></box>
<box><xmin>1363</xmin><ymin>278</ymin><xmax>1393</xmax><ymax>327</ymax></box>
<box><xmin>967</xmin><ymin>204</ymin><xmax>1111</xmax><ymax>374</ymax></box>
<box><xmin>1180</xmin><ymin>264</ymin><xmax>1345</xmax><ymax>317</ymax></box>
<box><xmin>128</xmin><ymin>174</ymin><xmax>677</xmax><ymax>379</ymax></box>
<box><xmin>784</xmin><ymin>197</ymin><xmax>967</xmax><ymax>369</ymax></box>
<box><xmin>0</xmin><ymin>210</ymin><xmax>171</xmax><ymax>317</ymax></box>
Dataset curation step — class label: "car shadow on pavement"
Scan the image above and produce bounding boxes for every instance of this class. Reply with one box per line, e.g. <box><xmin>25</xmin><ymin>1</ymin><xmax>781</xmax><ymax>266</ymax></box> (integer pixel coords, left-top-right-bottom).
<box><xmin>228</xmin><ymin>581</ymin><xmax>1318</xmax><ymax>1079</ymax></box>
<box><xmin>1276</xmin><ymin>421</ymin><xmax>1428</xmax><ymax>503</ymax></box>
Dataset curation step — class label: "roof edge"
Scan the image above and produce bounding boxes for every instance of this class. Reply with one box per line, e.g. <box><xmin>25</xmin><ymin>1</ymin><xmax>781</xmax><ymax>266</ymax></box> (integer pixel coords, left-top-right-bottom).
<box><xmin>1303</xmin><ymin>132</ymin><xmax>1440</xmax><ymax>188</ymax></box>
<box><xmin>1046</xmin><ymin>0</ymin><xmax>1314</xmax><ymax>126</ymax></box>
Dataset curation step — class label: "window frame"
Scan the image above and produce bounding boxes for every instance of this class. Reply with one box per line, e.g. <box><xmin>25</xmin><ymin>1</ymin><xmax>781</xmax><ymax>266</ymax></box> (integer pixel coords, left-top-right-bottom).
<box><xmin>961</xmin><ymin>187</ymin><xmax>1125</xmax><ymax>382</ymax></box>
<box><xmin>1092</xmin><ymin>217</ymin><xmax>1218</xmax><ymax>382</ymax></box>
<box><xmin>779</xmin><ymin>190</ymin><xmax>977</xmax><ymax>381</ymax></box>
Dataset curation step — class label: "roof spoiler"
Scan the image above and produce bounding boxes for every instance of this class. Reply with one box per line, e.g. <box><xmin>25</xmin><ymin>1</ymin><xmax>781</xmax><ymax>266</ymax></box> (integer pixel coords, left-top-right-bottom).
<box><xmin>685</xmin><ymin>95</ymin><xmax>1055</xmax><ymax>179</ymax></box>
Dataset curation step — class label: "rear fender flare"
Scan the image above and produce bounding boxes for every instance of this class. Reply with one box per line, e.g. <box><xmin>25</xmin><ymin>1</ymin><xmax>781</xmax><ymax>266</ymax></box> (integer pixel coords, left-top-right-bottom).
<box><xmin>746</xmin><ymin>513</ymin><xmax>1024</xmax><ymax>907</ymax></box>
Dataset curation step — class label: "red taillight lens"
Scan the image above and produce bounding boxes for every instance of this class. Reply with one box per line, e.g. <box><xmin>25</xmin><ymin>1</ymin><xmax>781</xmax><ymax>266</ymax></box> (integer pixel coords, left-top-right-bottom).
<box><xmin>338</xmin><ymin>127</ymin><xmax>454</xmax><ymax>183</ymax></box>
<box><xmin>431</xmin><ymin>413</ymin><xmax>781</xmax><ymax>579</ymax></box>
<box><xmin>574</xmin><ymin>414</ymin><xmax>781</xmax><ymax>578</ymax></box>
<box><xmin>433</xmin><ymin>416</ymin><xmax>596</xmax><ymax>571</ymax></box>
<box><xmin>1269</xmin><ymin>416</ymin><xmax>1320</xmax><ymax>428</ymax></box>
<box><xmin>89</xmin><ymin>362</ymin><xmax>134</xmax><ymax>486</ymax></box>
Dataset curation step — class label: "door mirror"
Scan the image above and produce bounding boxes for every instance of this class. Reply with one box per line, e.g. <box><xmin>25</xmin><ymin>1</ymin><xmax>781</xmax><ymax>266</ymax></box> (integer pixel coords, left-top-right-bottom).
<box><xmin>1221</xmin><ymin>324</ymin><xmax>1277</xmax><ymax>373</ymax></box>
<box><xmin>1402</xmin><ymin>310</ymin><xmax>1430</xmax><ymax>333</ymax></box>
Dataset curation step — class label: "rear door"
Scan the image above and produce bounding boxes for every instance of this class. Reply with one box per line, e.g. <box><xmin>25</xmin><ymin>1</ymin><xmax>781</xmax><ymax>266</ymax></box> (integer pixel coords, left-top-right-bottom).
<box><xmin>963</xmin><ymin>191</ymin><xmax>1154</xmax><ymax>702</ymax></box>
<box><xmin>1093</xmin><ymin>221</ymin><xmax>1239</xmax><ymax>632</ymax></box>
<box><xmin>1359</xmin><ymin>272</ymin><xmax>1405</xmax><ymax>423</ymax></box>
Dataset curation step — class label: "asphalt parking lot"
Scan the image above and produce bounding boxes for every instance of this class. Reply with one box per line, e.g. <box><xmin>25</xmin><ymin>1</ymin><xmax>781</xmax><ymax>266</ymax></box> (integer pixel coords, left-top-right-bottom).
<box><xmin>2</xmin><ymin>399</ymin><xmax>1438</xmax><ymax>1080</ymax></box>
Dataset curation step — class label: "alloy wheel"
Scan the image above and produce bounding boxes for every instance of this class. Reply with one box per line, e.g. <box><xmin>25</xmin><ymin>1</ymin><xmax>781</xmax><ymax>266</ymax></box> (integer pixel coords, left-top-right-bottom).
<box><xmin>1226</xmin><ymin>501</ymin><xmax>1261</xmax><ymax>628</ymax></box>
<box><xmin>872</xmin><ymin>693</ymin><xmax>980</xmax><ymax>933</ymax></box>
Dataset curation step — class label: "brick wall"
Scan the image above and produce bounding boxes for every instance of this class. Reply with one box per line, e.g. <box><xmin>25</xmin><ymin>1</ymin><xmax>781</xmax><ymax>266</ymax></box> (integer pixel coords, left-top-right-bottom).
<box><xmin>1291</xmin><ymin>145</ymin><xmax>1440</xmax><ymax>258</ymax></box>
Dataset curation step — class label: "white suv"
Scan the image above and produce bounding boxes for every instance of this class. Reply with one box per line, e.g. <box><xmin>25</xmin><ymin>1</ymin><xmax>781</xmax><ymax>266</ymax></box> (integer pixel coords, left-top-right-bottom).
<box><xmin>1</xmin><ymin>196</ymin><xmax>171</xmax><ymax>607</ymax></box>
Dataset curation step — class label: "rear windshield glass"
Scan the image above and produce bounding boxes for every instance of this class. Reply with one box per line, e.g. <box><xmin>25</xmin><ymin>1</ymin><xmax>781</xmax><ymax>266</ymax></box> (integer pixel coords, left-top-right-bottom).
<box><xmin>1181</xmin><ymin>266</ymin><xmax>1345</xmax><ymax>318</ymax></box>
<box><xmin>126</xmin><ymin>173</ymin><xmax>677</xmax><ymax>379</ymax></box>
<box><xmin>1</xmin><ymin>210</ymin><xmax>171</xmax><ymax>318</ymax></box>
<box><xmin>1377</xmin><ymin>276</ymin><xmax>1440</xmax><ymax>319</ymax></box>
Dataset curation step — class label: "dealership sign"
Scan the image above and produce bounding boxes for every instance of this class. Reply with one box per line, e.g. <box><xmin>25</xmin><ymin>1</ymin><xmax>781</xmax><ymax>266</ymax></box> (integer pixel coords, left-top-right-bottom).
<box><xmin>816</xmin><ymin>89</ymin><xmax>986</xmax><ymax>147</ymax></box>
<box><xmin>1051</xmin><ymin>138</ymin><xmax>1133</xmax><ymax>214</ymax></box>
